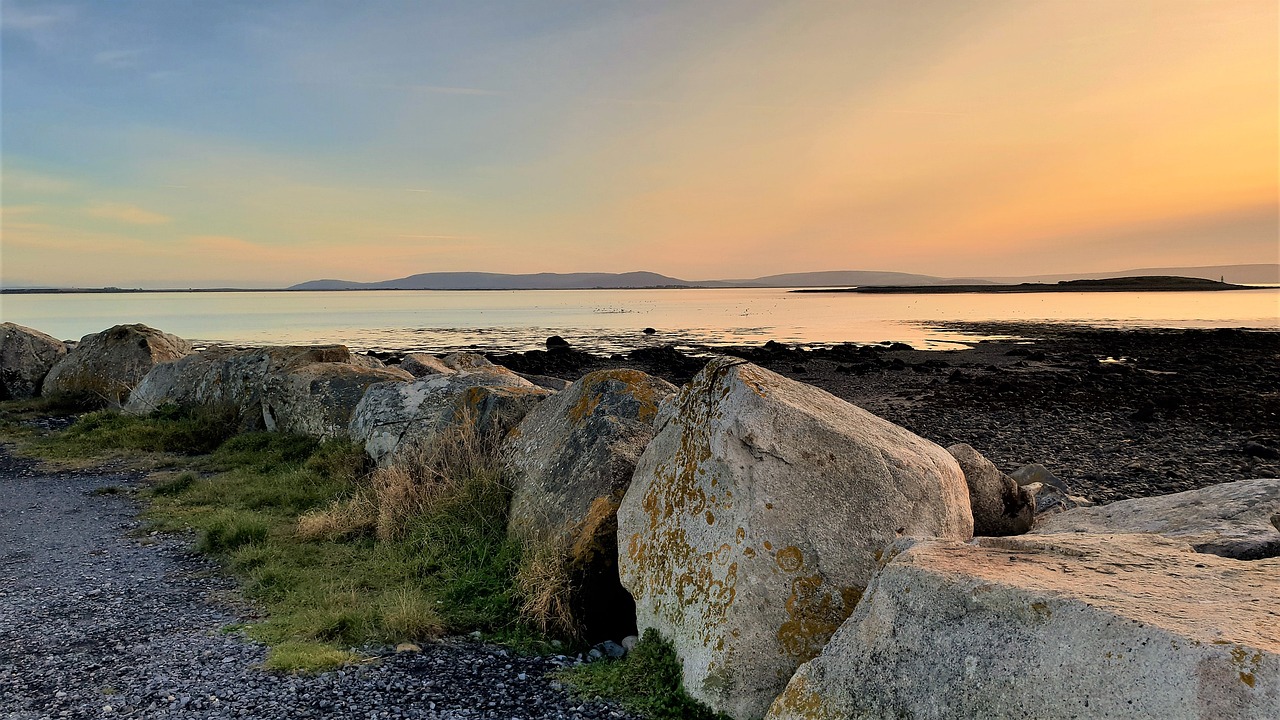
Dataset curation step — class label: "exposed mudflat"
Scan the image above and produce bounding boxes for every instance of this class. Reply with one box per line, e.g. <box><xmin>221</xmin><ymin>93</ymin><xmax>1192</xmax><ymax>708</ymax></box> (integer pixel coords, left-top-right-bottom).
<box><xmin>488</xmin><ymin>324</ymin><xmax>1280</xmax><ymax>504</ymax></box>
<box><xmin>0</xmin><ymin>449</ymin><xmax>633</xmax><ymax>720</ymax></box>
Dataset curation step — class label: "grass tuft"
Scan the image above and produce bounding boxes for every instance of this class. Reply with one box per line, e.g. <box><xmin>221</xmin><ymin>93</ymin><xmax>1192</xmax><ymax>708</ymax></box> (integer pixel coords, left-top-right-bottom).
<box><xmin>516</xmin><ymin>540</ymin><xmax>579</xmax><ymax>639</ymax></box>
<box><xmin>557</xmin><ymin>629</ymin><xmax>731</xmax><ymax>720</ymax></box>
<box><xmin>151</xmin><ymin>471</ymin><xmax>197</xmax><ymax>496</ymax></box>
<box><xmin>263</xmin><ymin>641</ymin><xmax>360</xmax><ymax>674</ymax></box>
<box><xmin>379</xmin><ymin>587</ymin><xmax>443</xmax><ymax>641</ymax></box>
<box><xmin>198</xmin><ymin>510</ymin><xmax>270</xmax><ymax>552</ymax></box>
<box><xmin>56</xmin><ymin>404</ymin><xmax>239</xmax><ymax>455</ymax></box>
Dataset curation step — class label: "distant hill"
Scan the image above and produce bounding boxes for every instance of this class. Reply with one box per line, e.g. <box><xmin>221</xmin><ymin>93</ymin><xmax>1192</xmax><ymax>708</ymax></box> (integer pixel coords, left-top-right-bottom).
<box><xmin>984</xmin><ymin>264</ymin><xmax>1279</xmax><ymax>285</ymax></box>
<box><xmin>278</xmin><ymin>263</ymin><xmax>1278</xmax><ymax>292</ymax></box>
<box><xmin>289</xmin><ymin>271</ymin><xmax>697</xmax><ymax>291</ymax></box>
<box><xmin>288</xmin><ymin>269</ymin><xmax>978</xmax><ymax>290</ymax></box>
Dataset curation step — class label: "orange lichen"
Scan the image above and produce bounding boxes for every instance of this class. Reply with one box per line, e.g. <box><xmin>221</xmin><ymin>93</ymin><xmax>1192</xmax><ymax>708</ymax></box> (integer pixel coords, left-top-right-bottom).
<box><xmin>1229</xmin><ymin>646</ymin><xmax>1264</xmax><ymax>687</ymax></box>
<box><xmin>767</xmin><ymin>675</ymin><xmax>837</xmax><ymax>720</ymax></box>
<box><xmin>628</xmin><ymin>360</ymin><xmax>741</xmax><ymax>642</ymax></box>
<box><xmin>776</xmin><ymin>573</ymin><xmax>864</xmax><ymax>662</ymax></box>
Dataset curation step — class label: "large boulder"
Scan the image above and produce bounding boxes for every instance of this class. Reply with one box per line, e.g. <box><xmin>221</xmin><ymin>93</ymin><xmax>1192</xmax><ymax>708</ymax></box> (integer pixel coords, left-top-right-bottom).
<box><xmin>947</xmin><ymin>443</ymin><xmax>1035</xmax><ymax>536</ymax></box>
<box><xmin>766</xmin><ymin>533</ymin><xmax>1280</xmax><ymax>720</ymax></box>
<box><xmin>617</xmin><ymin>358</ymin><xmax>972</xmax><ymax>719</ymax></box>
<box><xmin>349</xmin><ymin>365</ymin><xmax>550</xmax><ymax>466</ymax></box>
<box><xmin>0</xmin><ymin>323</ymin><xmax>67</xmax><ymax>400</ymax></box>
<box><xmin>505</xmin><ymin>369</ymin><xmax>677</xmax><ymax>640</ymax></box>
<box><xmin>1033</xmin><ymin>478</ymin><xmax>1280</xmax><ymax>560</ymax></box>
<box><xmin>41</xmin><ymin>324</ymin><xmax>192</xmax><ymax>405</ymax></box>
<box><xmin>262</xmin><ymin>362</ymin><xmax>412</xmax><ymax>440</ymax></box>
<box><xmin>125</xmin><ymin>345</ymin><xmax>379</xmax><ymax>427</ymax></box>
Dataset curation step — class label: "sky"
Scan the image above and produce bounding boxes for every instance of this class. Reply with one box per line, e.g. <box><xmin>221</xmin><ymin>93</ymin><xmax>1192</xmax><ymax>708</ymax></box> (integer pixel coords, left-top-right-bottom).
<box><xmin>2</xmin><ymin>0</ymin><xmax>1276</xmax><ymax>288</ymax></box>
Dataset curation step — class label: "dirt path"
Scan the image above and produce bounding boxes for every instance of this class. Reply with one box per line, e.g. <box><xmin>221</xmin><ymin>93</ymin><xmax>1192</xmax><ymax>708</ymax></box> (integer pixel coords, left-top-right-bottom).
<box><xmin>0</xmin><ymin>449</ymin><xmax>630</xmax><ymax>720</ymax></box>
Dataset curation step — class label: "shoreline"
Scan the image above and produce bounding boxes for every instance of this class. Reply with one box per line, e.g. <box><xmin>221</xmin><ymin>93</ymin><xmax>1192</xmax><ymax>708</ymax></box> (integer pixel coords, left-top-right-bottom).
<box><xmin>795</xmin><ymin>276</ymin><xmax>1254</xmax><ymax>294</ymax></box>
<box><xmin>475</xmin><ymin>324</ymin><xmax>1279</xmax><ymax>505</ymax></box>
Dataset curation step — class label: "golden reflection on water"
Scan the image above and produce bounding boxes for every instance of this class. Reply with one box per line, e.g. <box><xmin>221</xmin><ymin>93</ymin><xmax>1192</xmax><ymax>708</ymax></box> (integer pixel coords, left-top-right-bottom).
<box><xmin>3</xmin><ymin>288</ymin><xmax>1277</xmax><ymax>353</ymax></box>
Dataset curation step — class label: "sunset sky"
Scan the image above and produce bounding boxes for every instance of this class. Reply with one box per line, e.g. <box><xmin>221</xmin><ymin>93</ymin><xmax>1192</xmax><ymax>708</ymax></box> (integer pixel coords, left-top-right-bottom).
<box><xmin>2</xmin><ymin>0</ymin><xmax>1276</xmax><ymax>288</ymax></box>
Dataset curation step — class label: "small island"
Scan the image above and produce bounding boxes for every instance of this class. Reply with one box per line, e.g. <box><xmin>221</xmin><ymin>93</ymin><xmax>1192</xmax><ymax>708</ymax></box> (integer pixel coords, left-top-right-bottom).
<box><xmin>795</xmin><ymin>275</ymin><xmax>1251</xmax><ymax>294</ymax></box>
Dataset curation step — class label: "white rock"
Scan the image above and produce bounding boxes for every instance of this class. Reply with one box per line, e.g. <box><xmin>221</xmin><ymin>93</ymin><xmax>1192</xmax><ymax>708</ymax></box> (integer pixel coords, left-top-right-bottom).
<box><xmin>947</xmin><ymin>443</ymin><xmax>1034</xmax><ymax>536</ymax></box>
<box><xmin>1033</xmin><ymin>478</ymin><xmax>1280</xmax><ymax>559</ymax></box>
<box><xmin>349</xmin><ymin>366</ymin><xmax>547</xmax><ymax>465</ymax></box>
<box><xmin>399</xmin><ymin>353</ymin><xmax>455</xmax><ymax>377</ymax></box>
<box><xmin>767</xmin><ymin>533</ymin><xmax>1280</xmax><ymax>720</ymax></box>
<box><xmin>505</xmin><ymin>369</ymin><xmax>676</xmax><ymax>638</ymax></box>
<box><xmin>617</xmin><ymin>358</ymin><xmax>972</xmax><ymax>719</ymax></box>
<box><xmin>126</xmin><ymin>345</ymin><xmax>373</xmax><ymax>428</ymax></box>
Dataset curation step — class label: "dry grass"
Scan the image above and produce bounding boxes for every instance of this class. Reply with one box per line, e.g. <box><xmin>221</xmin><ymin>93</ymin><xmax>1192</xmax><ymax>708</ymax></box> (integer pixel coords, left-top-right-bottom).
<box><xmin>379</xmin><ymin>587</ymin><xmax>443</xmax><ymax>641</ymax></box>
<box><xmin>299</xmin><ymin>416</ymin><xmax>502</xmax><ymax>543</ymax></box>
<box><xmin>296</xmin><ymin>491</ymin><xmax>377</xmax><ymax>541</ymax></box>
<box><xmin>516</xmin><ymin>539</ymin><xmax>579</xmax><ymax>639</ymax></box>
<box><xmin>373</xmin><ymin>420</ymin><xmax>499</xmax><ymax>540</ymax></box>
<box><xmin>515</xmin><ymin>496</ymin><xmax>625</xmax><ymax>640</ymax></box>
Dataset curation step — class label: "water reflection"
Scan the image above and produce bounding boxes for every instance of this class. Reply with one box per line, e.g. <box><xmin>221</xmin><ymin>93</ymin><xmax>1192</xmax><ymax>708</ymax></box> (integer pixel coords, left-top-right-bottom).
<box><xmin>3</xmin><ymin>287</ymin><xmax>1276</xmax><ymax>354</ymax></box>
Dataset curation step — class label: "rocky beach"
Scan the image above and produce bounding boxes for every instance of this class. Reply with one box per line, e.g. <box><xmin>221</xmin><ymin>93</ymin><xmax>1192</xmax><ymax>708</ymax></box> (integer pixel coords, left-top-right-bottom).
<box><xmin>485</xmin><ymin>323</ymin><xmax>1280</xmax><ymax>503</ymax></box>
<box><xmin>1</xmin><ymin>320</ymin><xmax>1277</xmax><ymax>719</ymax></box>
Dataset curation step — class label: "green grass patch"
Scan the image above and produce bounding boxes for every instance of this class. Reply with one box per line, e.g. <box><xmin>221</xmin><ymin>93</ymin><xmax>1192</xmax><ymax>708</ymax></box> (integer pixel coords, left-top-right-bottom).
<box><xmin>25</xmin><ymin>404</ymin><xmax>238</xmax><ymax>460</ymax></box>
<box><xmin>18</xmin><ymin>407</ymin><xmax>561</xmax><ymax>674</ymax></box>
<box><xmin>263</xmin><ymin>641</ymin><xmax>360</xmax><ymax>673</ymax></box>
<box><xmin>403</xmin><ymin>469</ymin><xmax>525</xmax><ymax>636</ymax></box>
<box><xmin>557</xmin><ymin>629</ymin><xmax>731</xmax><ymax>720</ymax></box>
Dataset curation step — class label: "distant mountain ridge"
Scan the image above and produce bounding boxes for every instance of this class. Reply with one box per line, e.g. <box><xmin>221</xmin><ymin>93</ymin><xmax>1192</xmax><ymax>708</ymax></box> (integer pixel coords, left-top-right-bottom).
<box><xmin>286</xmin><ymin>263</ymin><xmax>1278</xmax><ymax>291</ymax></box>
<box><xmin>289</xmin><ymin>269</ymin><xmax>985</xmax><ymax>290</ymax></box>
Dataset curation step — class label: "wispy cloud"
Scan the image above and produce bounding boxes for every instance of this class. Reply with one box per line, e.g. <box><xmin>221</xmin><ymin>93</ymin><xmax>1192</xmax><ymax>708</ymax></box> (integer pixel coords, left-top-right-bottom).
<box><xmin>84</xmin><ymin>201</ymin><xmax>171</xmax><ymax>225</ymax></box>
<box><xmin>396</xmin><ymin>234</ymin><xmax>479</xmax><ymax>240</ymax></box>
<box><xmin>94</xmin><ymin>49</ymin><xmax>144</xmax><ymax>69</ymax></box>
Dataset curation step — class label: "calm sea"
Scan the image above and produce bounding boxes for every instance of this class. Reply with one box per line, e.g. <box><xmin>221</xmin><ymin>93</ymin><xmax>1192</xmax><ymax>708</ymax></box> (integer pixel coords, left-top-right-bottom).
<box><xmin>2</xmin><ymin>288</ymin><xmax>1277</xmax><ymax>353</ymax></box>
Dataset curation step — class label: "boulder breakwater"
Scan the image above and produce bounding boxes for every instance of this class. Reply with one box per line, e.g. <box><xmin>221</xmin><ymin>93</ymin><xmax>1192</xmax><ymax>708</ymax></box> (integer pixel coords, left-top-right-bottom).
<box><xmin>2</xmin><ymin>321</ymin><xmax>1278</xmax><ymax>719</ymax></box>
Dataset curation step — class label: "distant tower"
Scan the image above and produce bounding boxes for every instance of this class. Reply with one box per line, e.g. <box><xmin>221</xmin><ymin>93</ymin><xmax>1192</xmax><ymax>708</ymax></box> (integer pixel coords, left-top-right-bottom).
<box><xmin>1221</xmin><ymin>275</ymin><xmax>1225</xmax><ymax>283</ymax></box>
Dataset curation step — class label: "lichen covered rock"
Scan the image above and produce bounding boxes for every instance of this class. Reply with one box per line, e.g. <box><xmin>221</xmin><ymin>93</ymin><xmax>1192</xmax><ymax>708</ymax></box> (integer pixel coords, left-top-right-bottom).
<box><xmin>767</xmin><ymin>533</ymin><xmax>1280</xmax><ymax>720</ymax></box>
<box><xmin>125</xmin><ymin>345</ymin><xmax>380</xmax><ymax>428</ymax></box>
<box><xmin>0</xmin><ymin>323</ymin><xmax>67</xmax><ymax>400</ymax></box>
<box><xmin>505</xmin><ymin>369</ymin><xmax>677</xmax><ymax>640</ymax></box>
<box><xmin>617</xmin><ymin>358</ymin><xmax>972</xmax><ymax>719</ymax></box>
<box><xmin>41</xmin><ymin>324</ymin><xmax>192</xmax><ymax>406</ymax></box>
<box><xmin>262</xmin><ymin>362</ymin><xmax>412</xmax><ymax>440</ymax></box>
<box><xmin>349</xmin><ymin>365</ymin><xmax>549</xmax><ymax>466</ymax></box>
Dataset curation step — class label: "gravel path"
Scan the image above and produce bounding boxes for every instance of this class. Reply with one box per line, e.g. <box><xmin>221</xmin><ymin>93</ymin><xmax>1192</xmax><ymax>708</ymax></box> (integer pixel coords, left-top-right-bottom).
<box><xmin>0</xmin><ymin>449</ymin><xmax>633</xmax><ymax>720</ymax></box>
